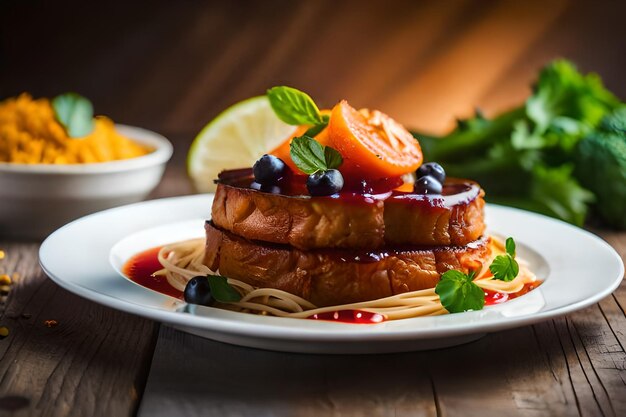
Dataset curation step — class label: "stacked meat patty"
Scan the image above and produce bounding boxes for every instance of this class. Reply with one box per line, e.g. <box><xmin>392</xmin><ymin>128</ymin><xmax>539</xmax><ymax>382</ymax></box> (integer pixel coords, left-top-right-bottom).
<box><xmin>204</xmin><ymin>169</ymin><xmax>489</xmax><ymax>307</ymax></box>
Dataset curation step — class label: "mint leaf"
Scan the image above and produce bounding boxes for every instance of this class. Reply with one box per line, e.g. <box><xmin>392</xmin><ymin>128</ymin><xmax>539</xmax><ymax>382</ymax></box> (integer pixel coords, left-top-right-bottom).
<box><xmin>290</xmin><ymin>135</ymin><xmax>342</xmax><ymax>174</ymax></box>
<box><xmin>207</xmin><ymin>275</ymin><xmax>241</xmax><ymax>302</ymax></box>
<box><xmin>435</xmin><ymin>270</ymin><xmax>485</xmax><ymax>313</ymax></box>
<box><xmin>505</xmin><ymin>237</ymin><xmax>516</xmax><ymax>257</ymax></box>
<box><xmin>489</xmin><ymin>254</ymin><xmax>519</xmax><ymax>282</ymax></box>
<box><xmin>52</xmin><ymin>93</ymin><xmax>95</xmax><ymax>138</ymax></box>
<box><xmin>290</xmin><ymin>136</ymin><xmax>326</xmax><ymax>174</ymax></box>
<box><xmin>267</xmin><ymin>86</ymin><xmax>323</xmax><ymax>125</ymax></box>
<box><xmin>324</xmin><ymin>146</ymin><xmax>343</xmax><ymax>170</ymax></box>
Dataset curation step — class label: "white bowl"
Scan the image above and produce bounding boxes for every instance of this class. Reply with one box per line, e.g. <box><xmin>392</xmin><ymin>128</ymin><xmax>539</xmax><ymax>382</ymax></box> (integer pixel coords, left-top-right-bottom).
<box><xmin>0</xmin><ymin>124</ymin><xmax>173</xmax><ymax>240</ymax></box>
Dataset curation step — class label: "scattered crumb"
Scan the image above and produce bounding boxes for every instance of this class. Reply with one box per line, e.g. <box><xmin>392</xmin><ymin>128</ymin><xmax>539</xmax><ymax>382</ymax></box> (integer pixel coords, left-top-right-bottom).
<box><xmin>43</xmin><ymin>320</ymin><xmax>58</xmax><ymax>328</ymax></box>
<box><xmin>0</xmin><ymin>327</ymin><xmax>8</xmax><ymax>338</ymax></box>
<box><xmin>0</xmin><ymin>275</ymin><xmax>10</xmax><ymax>285</ymax></box>
<box><xmin>0</xmin><ymin>250</ymin><xmax>5</xmax><ymax>260</ymax></box>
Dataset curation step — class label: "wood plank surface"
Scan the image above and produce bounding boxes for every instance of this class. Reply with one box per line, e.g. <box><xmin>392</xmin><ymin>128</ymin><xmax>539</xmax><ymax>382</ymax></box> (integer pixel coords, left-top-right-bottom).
<box><xmin>0</xmin><ymin>242</ymin><xmax>158</xmax><ymax>416</ymax></box>
<box><xmin>0</xmin><ymin>1</ymin><xmax>625</xmax><ymax>416</ymax></box>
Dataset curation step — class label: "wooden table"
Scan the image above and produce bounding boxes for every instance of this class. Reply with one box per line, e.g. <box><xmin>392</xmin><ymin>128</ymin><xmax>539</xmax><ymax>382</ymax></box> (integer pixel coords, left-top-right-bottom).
<box><xmin>1</xmin><ymin>1</ymin><xmax>625</xmax><ymax>416</ymax></box>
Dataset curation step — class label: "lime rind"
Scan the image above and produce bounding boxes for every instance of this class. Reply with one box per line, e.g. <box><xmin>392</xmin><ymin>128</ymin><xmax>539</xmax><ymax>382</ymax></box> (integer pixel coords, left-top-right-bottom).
<box><xmin>187</xmin><ymin>96</ymin><xmax>295</xmax><ymax>193</ymax></box>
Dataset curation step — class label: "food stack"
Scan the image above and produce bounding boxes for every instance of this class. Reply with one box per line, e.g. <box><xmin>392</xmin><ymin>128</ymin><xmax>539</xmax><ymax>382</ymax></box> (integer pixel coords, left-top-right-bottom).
<box><xmin>203</xmin><ymin>93</ymin><xmax>489</xmax><ymax>307</ymax></box>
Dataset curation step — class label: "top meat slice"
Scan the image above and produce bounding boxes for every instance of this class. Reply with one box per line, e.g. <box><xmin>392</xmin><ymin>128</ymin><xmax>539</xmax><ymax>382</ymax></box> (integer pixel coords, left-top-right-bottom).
<box><xmin>211</xmin><ymin>172</ymin><xmax>485</xmax><ymax>250</ymax></box>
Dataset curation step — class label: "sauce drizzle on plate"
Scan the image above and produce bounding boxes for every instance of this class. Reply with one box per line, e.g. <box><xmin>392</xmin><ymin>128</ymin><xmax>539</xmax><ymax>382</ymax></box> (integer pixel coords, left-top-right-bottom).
<box><xmin>123</xmin><ymin>246</ymin><xmax>183</xmax><ymax>299</ymax></box>
<box><xmin>123</xmin><ymin>245</ymin><xmax>541</xmax><ymax>316</ymax></box>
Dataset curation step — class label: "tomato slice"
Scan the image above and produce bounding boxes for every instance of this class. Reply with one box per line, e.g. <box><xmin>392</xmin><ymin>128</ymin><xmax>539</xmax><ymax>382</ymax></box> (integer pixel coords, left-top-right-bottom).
<box><xmin>327</xmin><ymin>100</ymin><xmax>423</xmax><ymax>179</ymax></box>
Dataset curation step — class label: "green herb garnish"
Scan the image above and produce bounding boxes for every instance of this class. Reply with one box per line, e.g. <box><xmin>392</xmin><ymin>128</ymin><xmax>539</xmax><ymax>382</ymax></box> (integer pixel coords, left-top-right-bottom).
<box><xmin>267</xmin><ymin>86</ymin><xmax>330</xmax><ymax>137</ymax></box>
<box><xmin>52</xmin><ymin>93</ymin><xmax>95</xmax><ymax>138</ymax></box>
<box><xmin>303</xmin><ymin>116</ymin><xmax>330</xmax><ymax>137</ymax></box>
<box><xmin>505</xmin><ymin>237</ymin><xmax>516</xmax><ymax>257</ymax></box>
<box><xmin>267</xmin><ymin>86</ymin><xmax>324</xmax><ymax>125</ymax></box>
<box><xmin>434</xmin><ymin>237</ymin><xmax>526</xmax><ymax>314</ymax></box>
<box><xmin>289</xmin><ymin>135</ymin><xmax>343</xmax><ymax>174</ymax></box>
<box><xmin>207</xmin><ymin>275</ymin><xmax>242</xmax><ymax>302</ymax></box>
<box><xmin>489</xmin><ymin>237</ymin><xmax>520</xmax><ymax>282</ymax></box>
<box><xmin>435</xmin><ymin>270</ymin><xmax>485</xmax><ymax>313</ymax></box>
<box><xmin>414</xmin><ymin>59</ymin><xmax>624</xmax><ymax>228</ymax></box>
<box><xmin>267</xmin><ymin>86</ymin><xmax>343</xmax><ymax>175</ymax></box>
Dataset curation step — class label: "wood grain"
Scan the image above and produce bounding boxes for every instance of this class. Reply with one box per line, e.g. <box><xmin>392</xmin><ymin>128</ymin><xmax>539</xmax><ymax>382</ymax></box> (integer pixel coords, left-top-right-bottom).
<box><xmin>0</xmin><ymin>242</ymin><xmax>158</xmax><ymax>417</ymax></box>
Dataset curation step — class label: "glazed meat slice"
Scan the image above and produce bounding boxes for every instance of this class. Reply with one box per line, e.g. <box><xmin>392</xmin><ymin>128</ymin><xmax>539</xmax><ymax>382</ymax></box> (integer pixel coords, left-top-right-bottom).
<box><xmin>211</xmin><ymin>173</ymin><xmax>485</xmax><ymax>250</ymax></box>
<box><xmin>383</xmin><ymin>186</ymin><xmax>485</xmax><ymax>246</ymax></box>
<box><xmin>211</xmin><ymin>183</ymin><xmax>385</xmax><ymax>249</ymax></box>
<box><xmin>204</xmin><ymin>221</ymin><xmax>491</xmax><ymax>307</ymax></box>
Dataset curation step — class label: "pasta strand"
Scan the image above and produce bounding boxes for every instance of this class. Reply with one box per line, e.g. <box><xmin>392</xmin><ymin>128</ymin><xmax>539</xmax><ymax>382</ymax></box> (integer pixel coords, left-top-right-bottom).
<box><xmin>153</xmin><ymin>236</ymin><xmax>538</xmax><ymax>321</ymax></box>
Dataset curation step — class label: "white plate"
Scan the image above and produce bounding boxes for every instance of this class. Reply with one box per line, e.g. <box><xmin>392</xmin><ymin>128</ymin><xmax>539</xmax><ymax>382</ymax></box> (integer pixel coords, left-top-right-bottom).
<box><xmin>40</xmin><ymin>195</ymin><xmax>624</xmax><ymax>354</ymax></box>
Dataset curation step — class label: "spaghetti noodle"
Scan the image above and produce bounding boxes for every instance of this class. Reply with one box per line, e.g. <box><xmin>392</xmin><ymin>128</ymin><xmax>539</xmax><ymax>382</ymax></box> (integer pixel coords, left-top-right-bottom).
<box><xmin>153</xmin><ymin>236</ymin><xmax>537</xmax><ymax>321</ymax></box>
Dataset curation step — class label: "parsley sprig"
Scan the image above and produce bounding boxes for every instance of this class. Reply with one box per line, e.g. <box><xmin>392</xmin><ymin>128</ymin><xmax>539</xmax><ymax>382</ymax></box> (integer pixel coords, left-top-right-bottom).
<box><xmin>435</xmin><ymin>270</ymin><xmax>485</xmax><ymax>313</ymax></box>
<box><xmin>435</xmin><ymin>237</ymin><xmax>521</xmax><ymax>313</ymax></box>
<box><xmin>489</xmin><ymin>237</ymin><xmax>520</xmax><ymax>282</ymax></box>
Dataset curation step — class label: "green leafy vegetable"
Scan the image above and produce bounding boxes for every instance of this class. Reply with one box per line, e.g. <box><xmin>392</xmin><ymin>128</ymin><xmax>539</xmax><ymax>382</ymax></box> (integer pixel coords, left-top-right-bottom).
<box><xmin>207</xmin><ymin>275</ymin><xmax>241</xmax><ymax>302</ymax></box>
<box><xmin>52</xmin><ymin>93</ymin><xmax>95</xmax><ymax>138</ymax></box>
<box><xmin>528</xmin><ymin>164</ymin><xmax>594</xmax><ymax>226</ymax></box>
<box><xmin>599</xmin><ymin>106</ymin><xmax>626</xmax><ymax>133</ymax></box>
<box><xmin>413</xmin><ymin>59</ymin><xmax>624</xmax><ymax>228</ymax></box>
<box><xmin>574</xmin><ymin>108</ymin><xmax>626</xmax><ymax>228</ymax></box>
<box><xmin>489</xmin><ymin>237</ymin><xmax>520</xmax><ymax>282</ymax></box>
<box><xmin>435</xmin><ymin>270</ymin><xmax>485</xmax><ymax>313</ymax></box>
<box><xmin>526</xmin><ymin>60</ymin><xmax>619</xmax><ymax>131</ymax></box>
<box><xmin>290</xmin><ymin>135</ymin><xmax>343</xmax><ymax>174</ymax></box>
<box><xmin>267</xmin><ymin>86</ymin><xmax>323</xmax><ymax>125</ymax></box>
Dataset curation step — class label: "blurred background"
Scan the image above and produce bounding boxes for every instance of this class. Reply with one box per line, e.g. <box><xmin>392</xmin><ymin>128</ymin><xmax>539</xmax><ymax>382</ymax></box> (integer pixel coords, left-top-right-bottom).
<box><xmin>1</xmin><ymin>0</ymin><xmax>624</xmax><ymax>138</ymax></box>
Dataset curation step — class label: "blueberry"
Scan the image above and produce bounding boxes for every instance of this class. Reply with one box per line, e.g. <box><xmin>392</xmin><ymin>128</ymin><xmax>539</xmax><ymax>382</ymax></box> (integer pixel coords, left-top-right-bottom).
<box><xmin>306</xmin><ymin>169</ymin><xmax>344</xmax><ymax>196</ymax></box>
<box><xmin>414</xmin><ymin>175</ymin><xmax>443</xmax><ymax>194</ymax></box>
<box><xmin>253</xmin><ymin>154</ymin><xmax>287</xmax><ymax>185</ymax></box>
<box><xmin>416</xmin><ymin>162</ymin><xmax>446</xmax><ymax>184</ymax></box>
<box><xmin>184</xmin><ymin>276</ymin><xmax>214</xmax><ymax>306</ymax></box>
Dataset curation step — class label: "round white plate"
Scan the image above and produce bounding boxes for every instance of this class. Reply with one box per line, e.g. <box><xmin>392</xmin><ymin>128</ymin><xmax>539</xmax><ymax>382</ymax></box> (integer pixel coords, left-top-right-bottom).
<box><xmin>40</xmin><ymin>195</ymin><xmax>624</xmax><ymax>354</ymax></box>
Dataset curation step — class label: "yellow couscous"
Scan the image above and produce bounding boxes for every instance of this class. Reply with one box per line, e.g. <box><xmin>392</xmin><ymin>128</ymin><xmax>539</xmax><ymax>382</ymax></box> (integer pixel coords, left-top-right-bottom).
<box><xmin>0</xmin><ymin>94</ymin><xmax>151</xmax><ymax>164</ymax></box>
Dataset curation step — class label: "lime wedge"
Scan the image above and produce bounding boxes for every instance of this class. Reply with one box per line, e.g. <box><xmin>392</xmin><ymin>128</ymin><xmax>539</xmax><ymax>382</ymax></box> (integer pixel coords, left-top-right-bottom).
<box><xmin>188</xmin><ymin>96</ymin><xmax>296</xmax><ymax>192</ymax></box>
